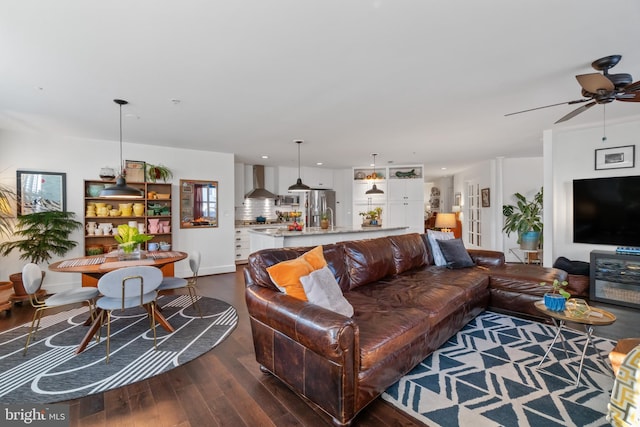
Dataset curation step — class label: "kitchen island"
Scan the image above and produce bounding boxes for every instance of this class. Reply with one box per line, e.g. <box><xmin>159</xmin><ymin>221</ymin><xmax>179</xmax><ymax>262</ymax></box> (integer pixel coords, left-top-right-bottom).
<box><xmin>248</xmin><ymin>226</ymin><xmax>409</xmax><ymax>252</ymax></box>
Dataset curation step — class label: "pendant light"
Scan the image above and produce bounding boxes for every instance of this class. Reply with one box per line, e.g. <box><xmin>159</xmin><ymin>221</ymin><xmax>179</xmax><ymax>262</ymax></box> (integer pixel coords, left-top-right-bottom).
<box><xmin>99</xmin><ymin>99</ymin><xmax>143</xmax><ymax>198</ymax></box>
<box><xmin>366</xmin><ymin>153</ymin><xmax>384</xmax><ymax>195</ymax></box>
<box><xmin>288</xmin><ymin>140</ymin><xmax>310</xmax><ymax>191</ymax></box>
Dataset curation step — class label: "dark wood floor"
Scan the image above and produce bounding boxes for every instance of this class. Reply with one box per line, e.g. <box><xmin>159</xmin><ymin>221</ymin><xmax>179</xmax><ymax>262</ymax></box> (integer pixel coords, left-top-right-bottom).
<box><xmin>2</xmin><ymin>269</ymin><xmax>638</xmax><ymax>427</ymax></box>
<box><xmin>0</xmin><ymin>269</ymin><xmax>421</xmax><ymax>427</ymax></box>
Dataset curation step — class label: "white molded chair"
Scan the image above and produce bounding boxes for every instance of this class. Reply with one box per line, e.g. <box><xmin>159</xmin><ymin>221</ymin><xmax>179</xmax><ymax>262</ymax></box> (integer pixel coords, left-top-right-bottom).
<box><xmin>96</xmin><ymin>266</ymin><xmax>163</xmax><ymax>363</ymax></box>
<box><xmin>22</xmin><ymin>263</ymin><xmax>100</xmax><ymax>355</ymax></box>
<box><xmin>157</xmin><ymin>251</ymin><xmax>202</xmax><ymax>317</ymax></box>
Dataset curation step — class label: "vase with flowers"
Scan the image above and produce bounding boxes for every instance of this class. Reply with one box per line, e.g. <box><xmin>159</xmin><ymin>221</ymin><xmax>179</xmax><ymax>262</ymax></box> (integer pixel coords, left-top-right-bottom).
<box><xmin>113</xmin><ymin>224</ymin><xmax>153</xmax><ymax>260</ymax></box>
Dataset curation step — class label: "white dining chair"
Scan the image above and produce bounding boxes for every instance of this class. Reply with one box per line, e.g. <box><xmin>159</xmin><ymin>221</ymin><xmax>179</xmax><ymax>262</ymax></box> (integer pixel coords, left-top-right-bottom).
<box><xmin>22</xmin><ymin>263</ymin><xmax>100</xmax><ymax>355</ymax></box>
<box><xmin>96</xmin><ymin>265</ymin><xmax>163</xmax><ymax>363</ymax></box>
<box><xmin>157</xmin><ymin>251</ymin><xmax>202</xmax><ymax>317</ymax></box>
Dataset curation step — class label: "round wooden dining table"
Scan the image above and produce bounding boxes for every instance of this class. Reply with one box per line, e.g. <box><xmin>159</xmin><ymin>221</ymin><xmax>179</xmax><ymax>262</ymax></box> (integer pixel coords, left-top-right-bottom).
<box><xmin>49</xmin><ymin>251</ymin><xmax>188</xmax><ymax>354</ymax></box>
<box><xmin>49</xmin><ymin>251</ymin><xmax>187</xmax><ymax>284</ymax></box>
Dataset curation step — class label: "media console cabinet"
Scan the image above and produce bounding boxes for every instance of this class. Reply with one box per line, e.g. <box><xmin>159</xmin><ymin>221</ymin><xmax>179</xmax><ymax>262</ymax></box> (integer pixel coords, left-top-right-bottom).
<box><xmin>590</xmin><ymin>250</ymin><xmax>640</xmax><ymax>309</ymax></box>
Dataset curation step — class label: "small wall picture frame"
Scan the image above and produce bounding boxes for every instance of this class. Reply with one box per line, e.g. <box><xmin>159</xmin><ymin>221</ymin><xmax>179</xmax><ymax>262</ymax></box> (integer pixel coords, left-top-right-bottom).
<box><xmin>125</xmin><ymin>160</ymin><xmax>146</xmax><ymax>182</ymax></box>
<box><xmin>595</xmin><ymin>145</ymin><xmax>635</xmax><ymax>170</ymax></box>
<box><xmin>481</xmin><ymin>188</ymin><xmax>490</xmax><ymax>207</ymax></box>
<box><xmin>454</xmin><ymin>192</ymin><xmax>461</xmax><ymax>207</ymax></box>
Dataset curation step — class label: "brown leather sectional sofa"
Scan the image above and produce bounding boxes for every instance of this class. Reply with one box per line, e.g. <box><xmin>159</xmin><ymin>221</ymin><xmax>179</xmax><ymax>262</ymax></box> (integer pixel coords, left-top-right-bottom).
<box><xmin>244</xmin><ymin>233</ymin><xmax>575</xmax><ymax>426</ymax></box>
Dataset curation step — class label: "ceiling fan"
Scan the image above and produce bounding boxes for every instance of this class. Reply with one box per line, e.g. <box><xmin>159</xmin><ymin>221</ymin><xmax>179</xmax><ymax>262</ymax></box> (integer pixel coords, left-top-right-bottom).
<box><xmin>506</xmin><ymin>55</ymin><xmax>640</xmax><ymax>124</ymax></box>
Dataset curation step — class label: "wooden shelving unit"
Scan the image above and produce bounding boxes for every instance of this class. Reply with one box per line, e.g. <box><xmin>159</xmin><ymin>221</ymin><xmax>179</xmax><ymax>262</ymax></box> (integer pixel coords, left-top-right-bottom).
<box><xmin>82</xmin><ymin>180</ymin><xmax>174</xmax><ymax>286</ymax></box>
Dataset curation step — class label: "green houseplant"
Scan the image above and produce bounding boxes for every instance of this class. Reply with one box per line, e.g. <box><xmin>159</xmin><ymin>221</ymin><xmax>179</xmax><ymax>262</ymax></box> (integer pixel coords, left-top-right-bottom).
<box><xmin>146</xmin><ymin>164</ymin><xmax>173</xmax><ymax>183</ymax></box>
<box><xmin>540</xmin><ymin>279</ymin><xmax>570</xmax><ymax>311</ymax></box>
<box><xmin>113</xmin><ymin>224</ymin><xmax>153</xmax><ymax>259</ymax></box>
<box><xmin>359</xmin><ymin>207</ymin><xmax>383</xmax><ymax>226</ymax></box>
<box><xmin>502</xmin><ymin>187</ymin><xmax>543</xmax><ymax>250</ymax></box>
<box><xmin>0</xmin><ymin>211</ymin><xmax>83</xmax><ymax>297</ymax></box>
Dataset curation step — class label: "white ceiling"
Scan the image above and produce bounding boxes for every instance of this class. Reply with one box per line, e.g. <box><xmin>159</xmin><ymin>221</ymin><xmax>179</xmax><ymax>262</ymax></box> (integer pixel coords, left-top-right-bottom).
<box><xmin>2</xmin><ymin>1</ymin><xmax>640</xmax><ymax>180</ymax></box>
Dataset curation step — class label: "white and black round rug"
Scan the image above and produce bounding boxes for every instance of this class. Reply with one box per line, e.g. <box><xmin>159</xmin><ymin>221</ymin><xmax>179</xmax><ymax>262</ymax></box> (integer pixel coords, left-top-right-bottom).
<box><xmin>0</xmin><ymin>295</ymin><xmax>237</xmax><ymax>404</ymax></box>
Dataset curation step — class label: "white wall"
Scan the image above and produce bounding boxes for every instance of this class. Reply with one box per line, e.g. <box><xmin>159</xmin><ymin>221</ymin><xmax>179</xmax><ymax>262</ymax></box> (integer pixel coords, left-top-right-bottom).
<box><xmin>0</xmin><ymin>129</ymin><xmax>236</xmax><ymax>292</ymax></box>
<box><xmin>550</xmin><ymin>118</ymin><xmax>640</xmax><ymax>263</ymax></box>
<box><xmin>501</xmin><ymin>157</ymin><xmax>544</xmax><ymax>260</ymax></box>
<box><xmin>453</xmin><ymin>157</ymin><xmax>543</xmax><ymax>256</ymax></box>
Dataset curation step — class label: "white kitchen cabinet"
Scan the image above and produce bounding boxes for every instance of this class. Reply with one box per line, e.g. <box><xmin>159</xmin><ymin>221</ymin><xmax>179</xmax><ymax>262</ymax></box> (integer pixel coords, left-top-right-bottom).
<box><xmin>234</xmin><ymin>228</ymin><xmax>251</xmax><ymax>263</ymax></box>
<box><xmin>352</xmin><ymin>180</ymin><xmax>387</xmax><ymax>203</ymax></box>
<box><xmin>276</xmin><ymin>166</ymin><xmax>299</xmax><ymax>195</ymax></box>
<box><xmin>387</xmin><ymin>178</ymin><xmax>424</xmax><ymax>202</ymax></box>
<box><xmin>302</xmin><ymin>167</ymin><xmax>334</xmax><ymax>189</ymax></box>
<box><xmin>387</xmin><ymin>199</ymin><xmax>425</xmax><ymax>233</ymax></box>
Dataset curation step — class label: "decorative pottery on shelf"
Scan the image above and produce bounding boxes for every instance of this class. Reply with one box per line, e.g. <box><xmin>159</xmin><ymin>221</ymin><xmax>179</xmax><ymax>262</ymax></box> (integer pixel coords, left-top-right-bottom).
<box><xmin>148</xmin><ymin>218</ymin><xmax>160</xmax><ymax>234</ymax></box>
<box><xmin>543</xmin><ymin>293</ymin><xmax>566</xmax><ymax>312</ymax></box>
<box><xmin>132</xmin><ymin>203</ymin><xmax>144</xmax><ymax>216</ymax></box>
<box><xmin>87</xmin><ymin>184</ymin><xmax>104</xmax><ymax>197</ymax></box>
<box><xmin>99</xmin><ymin>167</ymin><xmax>116</xmax><ymax>181</ymax></box>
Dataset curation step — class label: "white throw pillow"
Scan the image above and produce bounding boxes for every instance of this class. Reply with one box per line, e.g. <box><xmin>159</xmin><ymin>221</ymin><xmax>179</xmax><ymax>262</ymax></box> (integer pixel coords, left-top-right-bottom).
<box><xmin>427</xmin><ymin>229</ymin><xmax>455</xmax><ymax>266</ymax></box>
<box><xmin>300</xmin><ymin>267</ymin><xmax>354</xmax><ymax>317</ymax></box>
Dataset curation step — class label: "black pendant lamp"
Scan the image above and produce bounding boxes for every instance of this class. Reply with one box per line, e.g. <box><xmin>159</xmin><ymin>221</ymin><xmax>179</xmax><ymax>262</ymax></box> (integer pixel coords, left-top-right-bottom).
<box><xmin>366</xmin><ymin>153</ymin><xmax>384</xmax><ymax>195</ymax></box>
<box><xmin>99</xmin><ymin>99</ymin><xmax>143</xmax><ymax>198</ymax></box>
<box><xmin>288</xmin><ymin>140</ymin><xmax>311</xmax><ymax>192</ymax></box>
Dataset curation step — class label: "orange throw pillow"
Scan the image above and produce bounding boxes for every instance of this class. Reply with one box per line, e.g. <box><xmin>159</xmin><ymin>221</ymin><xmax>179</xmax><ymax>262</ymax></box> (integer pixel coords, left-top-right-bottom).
<box><xmin>301</xmin><ymin>245</ymin><xmax>327</xmax><ymax>270</ymax></box>
<box><xmin>266</xmin><ymin>246</ymin><xmax>327</xmax><ymax>301</ymax></box>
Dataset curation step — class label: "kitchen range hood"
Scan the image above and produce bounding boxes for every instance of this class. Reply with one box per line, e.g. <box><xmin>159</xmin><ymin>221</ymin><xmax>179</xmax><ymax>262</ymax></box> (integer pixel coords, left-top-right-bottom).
<box><xmin>245</xmin><ymin>165</ymin><xmax>276</xmax><ymax>199</ymax></box>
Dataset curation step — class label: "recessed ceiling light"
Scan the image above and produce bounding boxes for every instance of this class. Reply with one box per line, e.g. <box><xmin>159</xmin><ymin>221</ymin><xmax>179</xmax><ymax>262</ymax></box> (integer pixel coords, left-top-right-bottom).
<box><xmin>316</xmin><ymin>162</ymin><xmax>323</xmax><ymax>166</ymax></box>
<box><xmin>261</xmin><ymin>155</ymin><xmax>269</xmax><ymax>159</ymax></box>
<box><xmin>441</xmin><ymin>167</ymin><xmax>447</xmax><ymax>170</ymax></box>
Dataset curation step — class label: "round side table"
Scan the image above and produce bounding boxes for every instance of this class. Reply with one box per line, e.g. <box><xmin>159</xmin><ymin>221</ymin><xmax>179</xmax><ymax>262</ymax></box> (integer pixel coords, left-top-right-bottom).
<box><xmin>534</xmin><ymin>300</ymin><xmax>616</xmax><ymax>385</ymax></box>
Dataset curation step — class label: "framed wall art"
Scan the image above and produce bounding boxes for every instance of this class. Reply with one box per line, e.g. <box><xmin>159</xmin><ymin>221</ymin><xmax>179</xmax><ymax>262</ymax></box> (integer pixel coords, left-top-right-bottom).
<box><xmin>481</xmin><ymin>188</ymin><xmax>490</xmax><ymax>207</ymax></box>
<box><xmin>125</xmin><ymin>160</ymin><xmax>146</xmax><ymax>182</ymax></box>
<box><xmin>16</xmin><ymin>170</ymin><xmax>66</xmax><ymax>215</ymax></box>
<box><xmin>595</xmin><ymin>145</ymin><xmax>635</xmax><ymax>170</ymax></box>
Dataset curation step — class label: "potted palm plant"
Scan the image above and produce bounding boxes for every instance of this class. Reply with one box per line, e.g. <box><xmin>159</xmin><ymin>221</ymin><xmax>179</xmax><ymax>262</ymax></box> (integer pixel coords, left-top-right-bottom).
<box><xmin>502</xmin><ymin>187</ymin><xmax>543</xmax><ymax>250</ymax></box>
<box><xmin>0</xmin><ymin>211</ymin><xmax>83</xmax><ymax>298</ymax></box>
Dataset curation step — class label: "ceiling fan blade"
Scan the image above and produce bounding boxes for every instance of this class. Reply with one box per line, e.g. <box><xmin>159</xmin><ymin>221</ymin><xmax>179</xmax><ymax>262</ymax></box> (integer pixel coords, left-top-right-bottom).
<box><xmin>617</xmin><ymin>92</ymin><xmax>640</xmax><ymax>102</ymax></box>
<box><xmin>554</xmin><ymin>101</ymin><xmax>597</xmax><ymax>124</ymax></box>
<box><xmin>576</xmin><ymin>73</ymin><xmax>615</xmax><ymax>93</ymax></box>
<box><xmin>504</xmin><ymin>98</ymin><xmax>589</xmax><ymax>117</ymax></box>
<box><xmin>623</xmin><ymin>80</ymin><xmax>640</xmax><ymax>92</ymax></box>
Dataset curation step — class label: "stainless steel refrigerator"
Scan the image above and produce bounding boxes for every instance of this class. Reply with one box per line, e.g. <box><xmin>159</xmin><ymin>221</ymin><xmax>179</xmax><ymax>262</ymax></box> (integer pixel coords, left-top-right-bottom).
<box><xmin>307</xmin><ymin>189</ymin><xmax>336</xmax><ymax>228</ymax></box>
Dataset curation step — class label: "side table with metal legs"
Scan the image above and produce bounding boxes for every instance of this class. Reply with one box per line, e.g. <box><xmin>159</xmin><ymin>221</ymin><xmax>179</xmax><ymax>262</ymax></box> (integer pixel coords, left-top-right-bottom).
<box><xmin>534</xmin><ymin>300</ymin><xmax>616</xmax><ymax>386</ymax></box>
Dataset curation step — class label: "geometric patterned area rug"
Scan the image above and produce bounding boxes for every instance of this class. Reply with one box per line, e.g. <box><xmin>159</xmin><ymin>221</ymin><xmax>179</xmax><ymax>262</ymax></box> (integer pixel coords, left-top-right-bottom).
<box><xmin>0</xmin><ymin>295</ymin><xmax>237</xmax><ymax>404</ymax></box>
<box><xmin>382</xmin><ymin>311</ymin><xmax>616</xmax><ymax>427</ymax></box>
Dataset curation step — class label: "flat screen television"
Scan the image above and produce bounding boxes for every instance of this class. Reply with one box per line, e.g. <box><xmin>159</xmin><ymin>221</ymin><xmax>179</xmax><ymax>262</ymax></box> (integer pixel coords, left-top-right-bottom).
<box><xmin>573</xmin><ymin>175</ymin><xmax>640</xmax><ymax>246</ymax></box>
